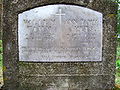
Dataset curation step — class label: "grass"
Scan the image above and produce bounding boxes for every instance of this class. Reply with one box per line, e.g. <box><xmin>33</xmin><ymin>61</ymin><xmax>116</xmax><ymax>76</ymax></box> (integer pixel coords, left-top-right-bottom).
<box><xmin>116</xmin><ymin>68</ymin><xmax>120</xmax><ymax>89</ymax></box>
<box><xmin>115</xmin><ymin>40</ymin><xmax>120</xmax><ymax>89</ymax></box>
<box><xmin>0</xmin><ymin>40</ymin><xmax>3</xmax><ymax>87</ymax></box>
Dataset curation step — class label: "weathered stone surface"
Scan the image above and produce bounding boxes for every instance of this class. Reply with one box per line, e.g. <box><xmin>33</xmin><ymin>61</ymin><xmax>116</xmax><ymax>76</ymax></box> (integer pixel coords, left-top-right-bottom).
<box><xmin>0</xmin><ymin>1</ymin><xmax>2</xmax><ymax>40</ymax></box>
<box><xmin>2</xmin><ymin>0</ymin><xmax>117</xmax><ymax>90</ymax></box>
<box><xmin>18</xmin><ymin>5</ymin><xmax>103</xmax><ymax>62</ymax></box>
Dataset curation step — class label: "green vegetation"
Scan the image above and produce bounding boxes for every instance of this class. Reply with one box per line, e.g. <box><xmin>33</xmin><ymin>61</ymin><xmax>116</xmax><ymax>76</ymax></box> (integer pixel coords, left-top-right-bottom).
<box><xmin>115</xmin><ymin>0</ymin><xmax>120</xmax><ymax>88</ymax></box>
<box><xmin>0</xmin><ymin>40</ymin><xmax>2</xmax><ymax>67</ymax></box>
<box><xmin>116</xmin><ymin>44</ymin><xmax>120</xmax><ymax>69</ymax></box>
<box><xmin>116</xmin><ymin>39</ymin><xmax>120</xmax><ymax>88</ymax></box>
<box><xmin>116</xmin><ymin>0</ymin><xmax>120</xmax><ymax>34</ymax></box>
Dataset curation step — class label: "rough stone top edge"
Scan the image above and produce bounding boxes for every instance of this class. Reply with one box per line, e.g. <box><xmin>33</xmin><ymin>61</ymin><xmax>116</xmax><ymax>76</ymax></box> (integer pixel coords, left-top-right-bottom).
<box><xmin>1</xmin><ymin>0</ymin><xmax>117</xmax><ymax>17</ymax></box>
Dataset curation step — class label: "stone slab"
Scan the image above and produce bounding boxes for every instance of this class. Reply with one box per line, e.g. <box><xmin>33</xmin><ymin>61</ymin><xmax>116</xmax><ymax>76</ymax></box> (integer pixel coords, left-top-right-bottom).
<box><xmin>18</xmin><ymin>4</ymin><xmax>103</xmax><ymax>62</ymax></box>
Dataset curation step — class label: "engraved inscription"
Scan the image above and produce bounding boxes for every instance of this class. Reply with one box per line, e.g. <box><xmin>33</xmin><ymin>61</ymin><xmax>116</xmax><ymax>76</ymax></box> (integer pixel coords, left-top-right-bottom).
<box><xmin>18</xmin><ymin>5</ymin><xmax>103</xmax><ymax>62</ymax></box>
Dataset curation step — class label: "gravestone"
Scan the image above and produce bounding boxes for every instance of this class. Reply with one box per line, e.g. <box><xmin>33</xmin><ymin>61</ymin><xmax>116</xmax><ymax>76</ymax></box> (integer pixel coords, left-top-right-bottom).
<box><xmin>2</xmin><ymin>0</ymin><xmax>117</xmax><ymax>90</ymax></box>
<box><xmin>18</xmin><ymin>5</ymin><xmax>102</xmax><ymax>62</ymax></box>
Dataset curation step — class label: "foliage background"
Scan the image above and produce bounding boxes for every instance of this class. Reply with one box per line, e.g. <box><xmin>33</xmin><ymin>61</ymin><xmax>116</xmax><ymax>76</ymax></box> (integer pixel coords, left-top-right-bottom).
<box><xmin>114</xmin><ymin>0</ymin><xmax>120</xmax><ymax>89</ymax></box>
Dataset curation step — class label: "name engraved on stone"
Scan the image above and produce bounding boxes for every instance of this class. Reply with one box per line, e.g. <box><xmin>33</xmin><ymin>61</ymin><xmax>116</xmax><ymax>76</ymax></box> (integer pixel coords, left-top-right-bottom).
<box><xmin>18</xmin><ymin>4</ymin><xmax>103</xmax><ymax>62</ymax></box>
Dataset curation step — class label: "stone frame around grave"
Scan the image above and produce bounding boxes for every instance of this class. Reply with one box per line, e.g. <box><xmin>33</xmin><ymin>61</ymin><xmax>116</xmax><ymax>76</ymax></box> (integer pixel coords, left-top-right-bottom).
<box><xmin>2</xmin><ymin>0</ymin><xmax>117</xmax><ymax>90</ymax></box>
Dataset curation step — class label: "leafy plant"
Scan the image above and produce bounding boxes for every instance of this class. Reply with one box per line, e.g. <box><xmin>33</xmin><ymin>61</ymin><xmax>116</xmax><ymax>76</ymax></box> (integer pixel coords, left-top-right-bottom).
<box><xmin>116</xmin><ymin>60</ymin><xmax>120</xmax><ymax>69</ymax></box>
<box><xmin>114</xmin><ymin>0</ymin><xmax>120</xmax><ymax>34</ymax></box>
